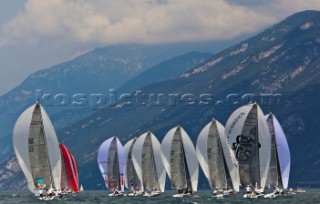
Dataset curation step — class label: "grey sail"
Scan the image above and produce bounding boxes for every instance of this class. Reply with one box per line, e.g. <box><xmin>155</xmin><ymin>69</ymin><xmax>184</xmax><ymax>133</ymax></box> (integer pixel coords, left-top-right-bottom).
<box><xmin>236</xmin><ymin>105</ymin><xmax>260</xmax><ymax>187</ymax></box>
<box><xmin>141</xmin><ymin>133</ymin><xmax>160</xmax><ymax>191</ymax></box>
<box><xmin>197</xmin><ymin>120</ymin><xmax>240</xmax><ymax>192</ymax></box>
<box><xmin>126</xmin><ymin>139</ymin><xmax>141</xmax><ymax>190</ymax></box>
<box><xmin>266</xmin><ymin>114</ymin><xmax>282</xmax><ymax>188</ymax></box>
<box><xmin>162</xmin><ymin>126</ymin><xmax>199</xmax><ymax>192</ymax></box>
<box><xmin>170</xmin><ymin>127</ymin><xmax>188</xmax><ymax>190</ymax></box>
<box><xmin>107</xmin><ymin>137</ymin><xmax>120</xmax><ymax>190</ymax></box>
<box><xmin>28</xmin><ymin>103</ymin><xmax>54</xmax><ymax>188</ymax></box>
<box><xmin>207</xmin><ymin>122</ymin><xmax>229</xmax><ymax>189</ymax></box>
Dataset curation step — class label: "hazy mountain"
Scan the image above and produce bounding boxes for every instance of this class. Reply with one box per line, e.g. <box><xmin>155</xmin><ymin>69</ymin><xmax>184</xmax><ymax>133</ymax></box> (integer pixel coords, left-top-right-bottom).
<box><xmin>0</xmin><ymin>39</ymin><xmax>247</xmax><ymax>164</ymax></box>
<box><xmin>117</xmin><ymin>51</ymin><xmax>212</xmax><ymax>93</ymax></box>
<box><xmin>3</xmin><ymin>10</ymin><xmax>320</xmax><ymax>190</ymax></box>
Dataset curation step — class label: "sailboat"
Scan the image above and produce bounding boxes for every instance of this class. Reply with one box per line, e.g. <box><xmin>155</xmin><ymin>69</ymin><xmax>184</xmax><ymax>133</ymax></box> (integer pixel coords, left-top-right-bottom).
<box><xmin>196</xmin><ymin>119</ymin><xmax>240</xmax><ymax>198</ymax></box>
<box><xmin>161</xmin><ymin>125</ymin><xmax>198</xmax><ymax>197</ymax></box>
<box><xmin>124</xmin><ymin>138</ymin><xmax>142</xmax><ymax>196</ymax></box>
<box><xmin>97</xmin><ymin>136</ymin><xmax>126</xmax><ymax>196</ymax></box>
<box><xmin>60</xmin><ymin>144</ymin><xmax>79</xmax><ymax>194</ymax></box>
<box><xmin>224</xmin><ymin>103</ymin><xmax>271</xmax><ymax>198</ymax></box>
<box><xmin>264</xmin><ymin>113</ymin><xmax>290</xmax><ymax>198</ymax></box>
<box><xmin>132</xmin><ymin>131</ymin><xmax>166</xmax><ymax>197</ymax></box>
<box><xmin>79</xmin><ymin>184</ymin><xmax>84</xmax><ymax>192</ymax></box>
<box><xmin>13</xmin><ymin>102</ymin><xmax>62</xmax><ymax>200</ymax></box>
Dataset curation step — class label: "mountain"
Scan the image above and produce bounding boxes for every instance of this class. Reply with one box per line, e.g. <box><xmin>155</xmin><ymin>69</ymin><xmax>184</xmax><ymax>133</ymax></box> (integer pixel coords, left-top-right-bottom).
<box><xmin>117</xmin><ymin>51</ymin><xmax>212</xmax><ymax>93</ymax></box>
<box><xmin>0</xmin><ymin>40</ymin><xmax>246</xmax><ymax>164</ymax></box>
<box><xmin>4</xmin><ymin>10</ymin><xmax>320</xmax><ymax>190</ymax></box>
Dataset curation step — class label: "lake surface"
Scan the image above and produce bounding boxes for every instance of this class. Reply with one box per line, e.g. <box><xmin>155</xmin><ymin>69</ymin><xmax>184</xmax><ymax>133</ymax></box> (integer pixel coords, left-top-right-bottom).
<box><xmin>0</xmin><ymin>189</ymin><xmax>318</xmax><ymax>204</ymax></box>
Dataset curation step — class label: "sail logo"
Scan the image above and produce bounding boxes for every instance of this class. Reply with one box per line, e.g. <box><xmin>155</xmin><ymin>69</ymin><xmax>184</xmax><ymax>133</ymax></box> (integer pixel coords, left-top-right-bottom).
<box><xmin>226</xmin><ymin>112</ymin><xmax>245</xmax><ymax>141</ymax></box>
<box><xmin>232</xmin><ymin>134</ymin><xmax>261</xmax><ymax>162</ymax></box>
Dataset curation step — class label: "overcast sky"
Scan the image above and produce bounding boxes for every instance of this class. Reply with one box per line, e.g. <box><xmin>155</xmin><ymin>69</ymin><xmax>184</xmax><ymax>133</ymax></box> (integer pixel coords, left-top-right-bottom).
<box><xmin>1</xmin><ymin>0</ymin><xmax>320</xmax><ymax>96</ymax></box>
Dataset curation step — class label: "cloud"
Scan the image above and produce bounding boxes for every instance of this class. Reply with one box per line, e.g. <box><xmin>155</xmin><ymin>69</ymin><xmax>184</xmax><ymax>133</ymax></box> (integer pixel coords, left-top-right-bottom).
<box><xmin>2</xmin><ymin>0</ymin><xmax>320</xmax><ymax>47</ymax></box>
<box><xmin>227</xmin><ymin>0</ymin><xmax>320</xmax><ymax>18</ymax></box>
<box><xmin>0</xmin><ymin>0</ymin><xmax>278</xmax><ymax>46</ymax></box>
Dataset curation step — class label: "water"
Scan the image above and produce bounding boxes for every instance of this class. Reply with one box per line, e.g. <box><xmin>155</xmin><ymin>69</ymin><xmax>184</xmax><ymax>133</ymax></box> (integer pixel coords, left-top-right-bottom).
<box><xmin>0</xmin><ymin>190</ymin><xmax>318</xmax><ymax>204</ymax></box>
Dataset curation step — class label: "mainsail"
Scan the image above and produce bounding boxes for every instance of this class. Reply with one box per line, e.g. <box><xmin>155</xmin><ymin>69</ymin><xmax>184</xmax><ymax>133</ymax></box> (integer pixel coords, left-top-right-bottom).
<box><xmin>124</xmin><ymin>138</ymin><xmax>141</xmax><ymax>190</ymax></box>
<box><xmin>161</xmin><ymin>126</ymin><xmax>198</xmax><ymax>193</ymax></box>
<box><xmin>13</xmin><ymin>102</ymin><xmax>62</xmax><ymax>193</ymax></box>
<box><xmin>97</xmin><ymin>136</ymin><xmax>125</xmax><ymax>192</ymax></box>
<box><xmin>132</xmin><ymin>131</ymin><xmax>166</xmax><ymax>192</ymax></box>
<box><xmin>265</xmin><ymin>113</ymin><xmax>290</xmax><ymax>189</ymax></box>
<box><xmin>196</xmin><ymin>119</ymin><xmax>240</xmax><ymax>192</ymax></box>
<box><xmin>60</xmin><ymin>144</ymin><xmax>79</xmax><ymax>192</ymax></box>
<box><xmin>225</xmin><ymin>103</ymin><xmax>271</xmax><ymax>189</ymax></box>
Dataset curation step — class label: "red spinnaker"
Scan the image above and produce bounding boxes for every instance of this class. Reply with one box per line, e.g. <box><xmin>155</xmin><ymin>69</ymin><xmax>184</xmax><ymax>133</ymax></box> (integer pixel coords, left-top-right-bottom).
<box><xmin>60</xmin><ymin>144</ymin><xmax>79</xmax><ymax>192</ymax></box>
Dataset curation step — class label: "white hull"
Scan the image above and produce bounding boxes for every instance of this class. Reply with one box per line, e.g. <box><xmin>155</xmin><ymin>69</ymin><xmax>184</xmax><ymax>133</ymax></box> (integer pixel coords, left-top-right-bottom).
<box><xmin>108</xmin><ymin>192</ymin><xmax>124</xmax><ymax>197</ymax></box>
<box><xmin>264</xmin><ymin>193</ymin><xmax>278</xmax><ymax>199</ymax></box>
<box><xmin>143</xmin><ymin>191</ymin><xmax>162</xmax><ymax>197</ymax></box>
<box><xmin>39</xmin><ymin>196</ymin><xmax>57</xmax><ymax>200</ymax></box>
<box><xmin>212</xmin><ymin>194</ymin><xmax>224</xmax><ymax>199</ymax></box>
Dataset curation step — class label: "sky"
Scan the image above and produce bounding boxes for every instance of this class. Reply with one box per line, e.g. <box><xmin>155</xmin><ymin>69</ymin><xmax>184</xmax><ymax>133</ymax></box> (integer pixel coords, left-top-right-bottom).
<box><xmin>1</xmin><ymin>0</ymin><xmax>320</xmax><ymax>96</ymax></box>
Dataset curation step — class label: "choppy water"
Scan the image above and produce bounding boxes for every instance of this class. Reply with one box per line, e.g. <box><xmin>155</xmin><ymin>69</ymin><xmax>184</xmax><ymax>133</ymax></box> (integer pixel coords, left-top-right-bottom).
<box><xmin>0</xmin><ymin>189</ymin><xmax>318</xmax><ymax>204</ymax></box>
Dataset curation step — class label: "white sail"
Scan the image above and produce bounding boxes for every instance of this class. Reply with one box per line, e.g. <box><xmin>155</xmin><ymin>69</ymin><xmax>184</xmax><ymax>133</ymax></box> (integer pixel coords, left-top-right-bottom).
<box><xmin>97</xmin><ymin>136</ymin><xmax>126</xmax><ymax>192</ymax></box>
<box><xmin>41</xmin><ymin>105</ymin><xmax>62</xmax><ymax>190</ymax></box>
<box><xmin>79</xmin><ymin>184</ymin><xmax>84</xmax><ymax>192</ymax></box>
<box><xmin>225</xmin><ymin>103</ymin><xmax>271</xmax><ymax>189</ymax></box>
<box><xmin>161</xmin><ymin>126</ymin><xmax>198</xmax><ymax>192</ymax></box>
<box><xmin>13</xmin><ymin>103</ymin><xmax>62</xmax><ymax>193</ymax></box>
<box><xmin>265</xmin><ymin>113</ymin><xmax>290</xmax><ymax>189</ymax></box>
<box><xmin>196</xmin><ymin>119</ymin><xmax>240</xmax><ymax>192</ymax></box>
<box><xmin>97</xmin><ymin>137</ymin><xmax>112</xmax><ymax>189</ymax></box>
<box><xmin>116</xmin><ymin>137</ymin><xmax>126</xmax><ymax>192</ymax></box>
<box><xmin>132</xmin><ymin>131</ymin><xmax>166</xmax><ymax>192</ymax></box>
